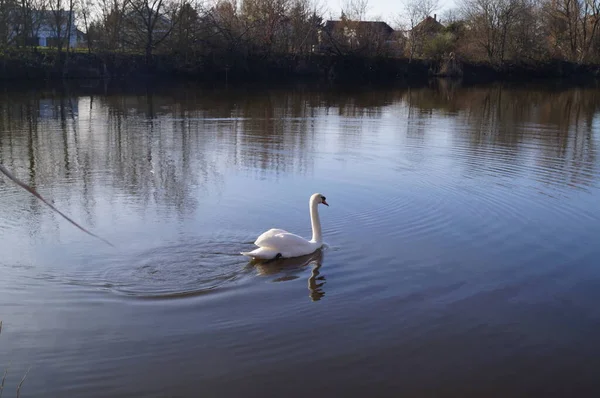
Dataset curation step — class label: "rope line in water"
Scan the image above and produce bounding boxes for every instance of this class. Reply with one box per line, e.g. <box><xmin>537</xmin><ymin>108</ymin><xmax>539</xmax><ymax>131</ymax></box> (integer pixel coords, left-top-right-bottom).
<box><xmin>0</xmin><ymin>163</ymin><xmax>114</xmax><ymax>247</ymax></box>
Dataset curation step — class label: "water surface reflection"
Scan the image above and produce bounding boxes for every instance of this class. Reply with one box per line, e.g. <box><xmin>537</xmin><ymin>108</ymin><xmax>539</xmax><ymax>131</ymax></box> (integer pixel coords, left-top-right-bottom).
<box><xmin>0</xmin><ymin>80</ymin><xmax>599</xmax><ymax>398</ymax></box>
<box><xmin>253</xmin><ymin>249</ymin><xmax>326</xmax><ymax>301</ymax></box>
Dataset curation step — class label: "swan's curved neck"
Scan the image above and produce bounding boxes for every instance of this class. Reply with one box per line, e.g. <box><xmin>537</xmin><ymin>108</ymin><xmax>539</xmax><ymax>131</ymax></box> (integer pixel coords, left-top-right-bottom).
<box><xmin>310</xmin><ymin>198</ymin><xmax>322</xmax><ymax>243</ymax></box>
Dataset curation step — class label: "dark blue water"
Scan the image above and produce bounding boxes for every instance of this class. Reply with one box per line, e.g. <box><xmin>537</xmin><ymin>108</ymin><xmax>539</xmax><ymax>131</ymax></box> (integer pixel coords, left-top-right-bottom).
<box><xmin>0</xmin><ymin>80</ymin><xmax>599</xmax><ymax>397</ymax></box>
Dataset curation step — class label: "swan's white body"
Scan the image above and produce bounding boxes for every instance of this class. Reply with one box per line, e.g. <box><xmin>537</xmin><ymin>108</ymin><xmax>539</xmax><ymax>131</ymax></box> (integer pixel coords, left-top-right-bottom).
<box><xmin>241</xmin><ymin>193</ymin><xmax>328</xmax><ymax>260</ymax></box>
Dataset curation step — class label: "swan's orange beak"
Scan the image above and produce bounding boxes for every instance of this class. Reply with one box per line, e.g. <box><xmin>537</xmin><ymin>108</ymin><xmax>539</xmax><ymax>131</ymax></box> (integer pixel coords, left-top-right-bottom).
<box><xmin>322</xmin><ymin>199</ymin><xmax>329</xmax><ymax>206</ymax></box>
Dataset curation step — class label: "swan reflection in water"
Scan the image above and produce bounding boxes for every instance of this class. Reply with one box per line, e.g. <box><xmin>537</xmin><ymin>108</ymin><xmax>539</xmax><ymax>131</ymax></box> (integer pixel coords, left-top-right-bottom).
<box><xmin>250</xmin><ymin>249</ymin><xmax>326</xmax><ymax>301</ymax></box>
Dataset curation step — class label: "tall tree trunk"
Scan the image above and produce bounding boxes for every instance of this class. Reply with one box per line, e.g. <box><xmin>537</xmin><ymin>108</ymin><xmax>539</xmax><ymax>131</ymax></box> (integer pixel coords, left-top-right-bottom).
<box><xmin>66</xmin><ymin>2</ymin><xmax>73</xmax><ymax>53</ymax></box>
<box><xmin>146</xmin><ymin>29</ymin><xmax>152</xmax><ymax>64</ymax></box>
<box><xmin>64</xmin><ymin>1</ymin><xmax>74</xmax><ymax>77</ymax></box>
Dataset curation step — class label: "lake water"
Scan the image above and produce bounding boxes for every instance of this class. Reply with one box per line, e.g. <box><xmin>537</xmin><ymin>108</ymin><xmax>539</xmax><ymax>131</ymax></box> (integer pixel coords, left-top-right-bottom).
<box><xmin>1</xmin><ymin>79</ymin><xmax>600</xmax><ymax>397</ymax></box>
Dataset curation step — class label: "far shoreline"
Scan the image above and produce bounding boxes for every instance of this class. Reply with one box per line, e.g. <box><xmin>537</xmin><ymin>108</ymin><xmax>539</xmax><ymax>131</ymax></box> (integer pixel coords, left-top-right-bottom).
<box><xmin>1</xmin><ymin>50</ymin><xmax>599</xmax><ymax>87</ymax></box>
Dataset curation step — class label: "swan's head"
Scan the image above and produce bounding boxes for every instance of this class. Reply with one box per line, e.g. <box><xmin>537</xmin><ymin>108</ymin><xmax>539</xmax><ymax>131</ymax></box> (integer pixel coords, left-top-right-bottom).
<box><xmin>312</xmin><ymin>193</ymin><xmax>329</xmax><ymax>206</ymax></box>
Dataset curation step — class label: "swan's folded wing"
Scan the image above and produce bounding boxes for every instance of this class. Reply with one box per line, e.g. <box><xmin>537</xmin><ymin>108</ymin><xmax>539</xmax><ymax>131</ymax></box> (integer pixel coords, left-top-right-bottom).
<box><xmin>254</xmin><ymin>231</ymin><xmax>312</xmax><ymax>252</ymax></box>
<box><xmin>254</xmin><ymin>228</ymin><xmax>289</xmax><ymax>246</ymax></box>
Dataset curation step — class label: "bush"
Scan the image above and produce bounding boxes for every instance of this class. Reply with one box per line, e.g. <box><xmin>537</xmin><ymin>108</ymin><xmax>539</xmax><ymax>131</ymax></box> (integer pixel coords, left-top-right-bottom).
<box><xmin>423</xmin><ymin>32</ymin><xmax>456</xmax><ymax>61</ymax></box>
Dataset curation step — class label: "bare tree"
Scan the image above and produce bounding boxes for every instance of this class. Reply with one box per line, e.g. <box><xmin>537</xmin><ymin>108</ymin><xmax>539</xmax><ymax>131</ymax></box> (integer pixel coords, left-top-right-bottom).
<box><xmin>76</xmin><ymin>0</ymin><xmax>94</xmax><ymax>52</ymax></box>
<box><xmin>97</xmin><ymin>0</ymin><xmax>128</xmax><ymax>51</ymax></box>
<box><xmin>65</xmin><ymin>0</ymin><xmax>74</xmax><ymax>52</ymax></box>
<box><xmin>401</xmin><ymin>0</ymin><xmax>439</xmax><ymax>61</ymax></box>
<box><xmin>288</xmin><ymin>0</ymin><xmax>310</xmax><ymax>53</ymax></box>
<box><xmin>544</xmin><ymin>0</ymin><xmax>600</xmax><ymax>63</ymax></box>
<box><xmin>440</xmin><ymin>7</ymin><xmax>460</xmax><ymax>24</ymax></box>
<box><xmin>0</xmin><ymin>0</ymin><xmax>16</xmax><ymax>47</ymax></box>
<box><xmin>14</xmin><ymin>0</ymin><xmax>46</xmax><ymax>47</ymax></box>
<box><xmin>202</xmin><ymin>0</ymin><xmax>249</xmax><ymax>55</ymax></box>
<box><xmin>286</xmin><ymin>0</ymin><xmax>324</xmax><ymax>54</ymax></box>
<box><xmin>240</xmin><ymin>0</ymin><xmax>290</xmax><ymax>54</ymax></box>
<box><xmin>125</xmin><ymin>0</ymin><xmax>181</xmax><ymax>62</ymax></box>
<box><xmin>509</xmin><ymin>0</ymin><xmax>547</xmax><ymax>61</ymax></box>
<box><xmin>459</xmin><ymin>0</ymin><xmax>525</xmax><ymax>64</ymax></box>
<box><xmin>341</xmin><ymin>0</ymin><xmax>368</xmax><ymax>20</ymax></box>
<box><xmin>169</xmin><ymin>0</ymin><xmax>200</xmax><ymax>55</ymax></box>
<box><xmin>48</xmin><ymin>0</ymin><xmax>75</xmax><ymax>52</ymax></box>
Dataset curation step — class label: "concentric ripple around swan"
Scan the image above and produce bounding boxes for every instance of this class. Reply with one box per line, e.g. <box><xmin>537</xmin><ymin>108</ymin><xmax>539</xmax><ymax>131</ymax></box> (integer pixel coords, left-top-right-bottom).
<box><xmin>33</xmin><ymin>236</ymin><xmax>255</xmax><ymax>299</ymax></box>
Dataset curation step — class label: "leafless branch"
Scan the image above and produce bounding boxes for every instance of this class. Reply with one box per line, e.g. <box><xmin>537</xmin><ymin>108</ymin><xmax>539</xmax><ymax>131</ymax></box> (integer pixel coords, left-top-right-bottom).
<box><xmin>16</xmin><ymin>367</ymin><xmax>31</xmax><ymax>398</ymax></box>
<box><xmin>0</xmin><ymin>164</ymin><xmax>114</xmax><ymax>247</ymax></box>
<box><xmin>0</xmin><ymin>367</ymin><xmax>6</xmax><ymax>398</ymax></box>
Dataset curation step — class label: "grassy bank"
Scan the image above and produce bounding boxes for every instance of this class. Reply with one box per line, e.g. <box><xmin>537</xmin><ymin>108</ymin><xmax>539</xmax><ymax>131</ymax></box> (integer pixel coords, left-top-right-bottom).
<box><xmin>0</xmin><ymin>49</ymin><xmax>599</xmax><ymax>84</ymax></box>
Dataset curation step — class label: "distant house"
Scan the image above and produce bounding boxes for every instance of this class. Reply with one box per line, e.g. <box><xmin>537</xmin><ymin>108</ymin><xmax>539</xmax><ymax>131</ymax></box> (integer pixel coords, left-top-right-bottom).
<box><xmin>406</xmin><ymin>14</ymin><xmax>444</xmax><ymax>58</ymax></box>
<box><xmin>322</xmin><ymin>19</ymin><xmax>395</xmax><ymax>38</ymax></box>
<box><xmin>410</xmin><ymin>14</ymin><xmax>444</xmax><ymax>39</ymax></box>
<box><xmin>38</xmin><ymin>10</ymin><xmax>78</xmax><ymax>48</ymax></box>
<box><xmin>317</xmin><ymin>19</ymin><xmax>397</xmax><ymax>54</ymax></box>
<box><xmin>9</xmin><ymin>9</ymin><xmax>80</xmax><ymax>48</ymax></box>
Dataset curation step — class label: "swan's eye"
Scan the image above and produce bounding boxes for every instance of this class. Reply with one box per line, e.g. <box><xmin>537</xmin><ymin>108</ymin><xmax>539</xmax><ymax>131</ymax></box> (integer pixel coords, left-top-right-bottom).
<box><xmin>321</xmin><ymin>196</ymin><xmax>326</xmax><ymax>201</ymax></box>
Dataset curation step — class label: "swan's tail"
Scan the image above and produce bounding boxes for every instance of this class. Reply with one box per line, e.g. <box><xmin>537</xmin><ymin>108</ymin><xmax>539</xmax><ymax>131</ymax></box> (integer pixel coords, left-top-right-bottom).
<box><xmin>240</xmin><ymin>247</ymin><xmax>280</xmax><ymax>260</ymax></box>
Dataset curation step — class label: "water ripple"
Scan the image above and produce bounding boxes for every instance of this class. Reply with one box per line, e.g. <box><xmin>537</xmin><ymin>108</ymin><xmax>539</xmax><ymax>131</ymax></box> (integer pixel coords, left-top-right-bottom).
<box><xmin>33</xmin><ymin>236</ymin><xmax>254</xmax><ymax>300</ymax></box>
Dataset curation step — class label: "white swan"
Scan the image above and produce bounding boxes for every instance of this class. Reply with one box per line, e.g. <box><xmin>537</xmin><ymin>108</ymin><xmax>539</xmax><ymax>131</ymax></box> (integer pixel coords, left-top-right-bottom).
<box><xmin>241</xmin><ymin>193</ymin><xmax>329</xmax><ymax>260</ymax></box>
